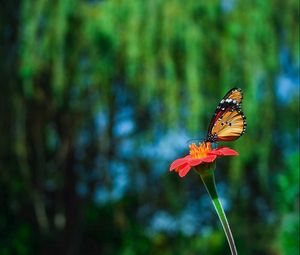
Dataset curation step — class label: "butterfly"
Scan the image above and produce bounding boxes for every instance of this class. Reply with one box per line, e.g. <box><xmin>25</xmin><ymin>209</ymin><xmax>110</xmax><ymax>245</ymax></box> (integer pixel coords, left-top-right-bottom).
<box><xmin>205</xmin><ymin>88</ymin><xmax>247</xmax><ymax>142</ymax></box>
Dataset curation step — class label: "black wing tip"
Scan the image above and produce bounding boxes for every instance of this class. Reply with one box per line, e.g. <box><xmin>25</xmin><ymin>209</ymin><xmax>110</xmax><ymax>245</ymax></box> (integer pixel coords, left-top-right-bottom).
<box><xmin>230</xmin><ymin>87</ymin><xmax>244</xmax><ymax>100</ymax></box>
<box><xmin>231</xmin><ymin>87</ymin><xmax>242</xmax><ymax>91</ymax></box>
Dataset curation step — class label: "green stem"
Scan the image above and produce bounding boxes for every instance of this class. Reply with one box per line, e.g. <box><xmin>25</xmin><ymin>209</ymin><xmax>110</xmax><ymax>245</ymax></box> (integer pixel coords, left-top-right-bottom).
<box><xmin>200</xmin><ymin>171</ymin><xmax>238</xmax><ymax>255</ymax></box>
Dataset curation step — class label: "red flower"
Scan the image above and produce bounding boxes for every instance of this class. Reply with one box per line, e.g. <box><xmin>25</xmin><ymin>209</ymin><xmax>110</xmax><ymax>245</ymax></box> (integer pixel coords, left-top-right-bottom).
<box><xmin>170</xmin><ymin>142</ymin><xmax>238</xmax><ymax>177</ymax></box>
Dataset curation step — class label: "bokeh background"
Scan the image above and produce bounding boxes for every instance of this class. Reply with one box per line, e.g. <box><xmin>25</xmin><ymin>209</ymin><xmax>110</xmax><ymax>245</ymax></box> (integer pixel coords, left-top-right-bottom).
<box><xmin>0</xmin><ymin>0</ymin><xmax>299</xmax><ymax>254</ymax></box>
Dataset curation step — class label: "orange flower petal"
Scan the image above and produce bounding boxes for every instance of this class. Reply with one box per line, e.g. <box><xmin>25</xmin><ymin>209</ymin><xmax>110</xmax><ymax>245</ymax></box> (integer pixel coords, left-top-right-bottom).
<box><xmin>209</xmin><ymin>147</ymin><xmax>239</xmax><ymax>156</ymax></box>
<box><xmin>188</xmin><ymin>158</ymin><xmax>203</xmax><ymax>166</ymax></box>
<box><xmin>178</xmin><ymin>164</ymin><xmax>191</xmax><ymax>177</ymax></box>
<box><xmin>201</xmin><ymin>154</ymin><xmax>217</xmax><ymax>162</ymax></box>
<box><xmin>169</xmin><ymin>156</ymin><xmax>189</xmax><ymax>171</ymax></box>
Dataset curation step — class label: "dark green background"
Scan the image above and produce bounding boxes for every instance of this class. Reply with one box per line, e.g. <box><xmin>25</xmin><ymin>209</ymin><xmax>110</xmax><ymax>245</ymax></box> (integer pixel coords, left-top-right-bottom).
<box><xmin>0</xmin><ymin>0</ymin><xmax>299</xmax><ymax>254</ymax></box>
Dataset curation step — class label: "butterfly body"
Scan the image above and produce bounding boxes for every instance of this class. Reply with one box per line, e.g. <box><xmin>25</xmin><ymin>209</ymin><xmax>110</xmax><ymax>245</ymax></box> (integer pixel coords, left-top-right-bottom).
<box><xmin>205</xmin><ymin>88</ymin><xmax>246</xmax><ymax>143</ymax></box>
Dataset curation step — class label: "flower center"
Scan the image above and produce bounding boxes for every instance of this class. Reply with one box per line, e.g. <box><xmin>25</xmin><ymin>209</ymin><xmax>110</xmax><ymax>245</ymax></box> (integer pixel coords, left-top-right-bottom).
<box><xmin>189</xmin><ymin>142</ymin><xmax>212</xmax><ymax>159</ymax></box>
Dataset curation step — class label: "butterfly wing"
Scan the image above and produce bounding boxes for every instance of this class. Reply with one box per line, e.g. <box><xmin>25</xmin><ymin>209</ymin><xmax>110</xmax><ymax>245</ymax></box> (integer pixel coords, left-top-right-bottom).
<box><xmin>209</xmin><ymin>107</ymin><xmax>246</xmax><ymax>141</ymax></box>
<box><xmin>222</xmin><ymin>87</ymin><xmax>243</xmax><ymax>104</ymax></box>
<box><xmin>206</xmin><ymin>88</ymin><xmax>246</xmax><ymax>142</ymax></box>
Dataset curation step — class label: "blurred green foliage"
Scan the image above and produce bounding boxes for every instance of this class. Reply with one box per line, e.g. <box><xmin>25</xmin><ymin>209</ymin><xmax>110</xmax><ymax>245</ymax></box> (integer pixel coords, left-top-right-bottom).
<box><xmin>0</xmin><ymin>0</ymin><xmax>299</xmax><ymax>254</ymax></box>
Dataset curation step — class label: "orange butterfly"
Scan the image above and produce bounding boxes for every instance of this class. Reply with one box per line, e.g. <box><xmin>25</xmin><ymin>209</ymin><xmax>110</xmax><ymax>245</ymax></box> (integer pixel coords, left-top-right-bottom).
<box><xmin>206</xmin><ymin>88</ymin><xmax>246</xmax><ymax>142</ymax></box>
